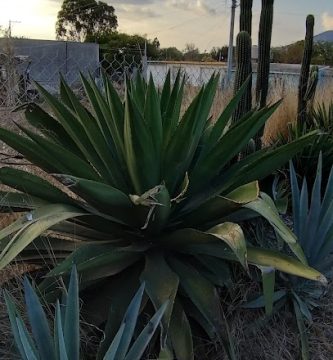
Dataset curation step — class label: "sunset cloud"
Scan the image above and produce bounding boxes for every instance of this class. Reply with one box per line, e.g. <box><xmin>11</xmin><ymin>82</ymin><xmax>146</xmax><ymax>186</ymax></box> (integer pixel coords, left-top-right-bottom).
<box><xmin>167</xmin><ymin>0</ymin><xmax>217</xmax><ymax>16</ymax></box>
<box><xmin>322</xmin><ymin>12</ymin><xmax>333</xmax><ymax>30</ymax></box>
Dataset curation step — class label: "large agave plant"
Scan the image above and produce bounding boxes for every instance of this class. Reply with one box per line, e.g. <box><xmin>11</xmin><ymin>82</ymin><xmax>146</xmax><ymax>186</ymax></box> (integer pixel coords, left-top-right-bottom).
<box><xmin>5</xmin><ymin>267</ymin><xmax>166</xmax><ymax>360</ymax></box>
<box><xmin>0</xmin><ymin>72</ymin><xmax>325</xmax><ymax>358</ymax></box>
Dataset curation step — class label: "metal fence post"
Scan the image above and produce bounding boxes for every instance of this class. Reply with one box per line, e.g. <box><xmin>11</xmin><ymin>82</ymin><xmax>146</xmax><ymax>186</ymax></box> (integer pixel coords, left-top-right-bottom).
<box><xmin>142</xmin><ymin>41</ymin><xmax>148</xmax><ymax>81</ymax></box>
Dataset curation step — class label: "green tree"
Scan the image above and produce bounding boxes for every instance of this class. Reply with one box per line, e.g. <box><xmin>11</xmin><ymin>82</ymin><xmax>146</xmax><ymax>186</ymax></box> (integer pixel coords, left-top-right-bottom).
<box><xmin>56</xmin><ymin>0</ymin><xmax>117</xmax><ymax>41</ymax></box>
<box><xmin>272</xmin><ymin>41</ymin><xmax>304</xmax><ymax>64</ymax></box>
<box><xmin>313</xmin><ymin>41</ymin><xmax>333</xmax><ymax>65</ymax></box>
<box><xmin>210</xmin><ymin>46</ymin><xmax>229</xmax><ymax>61</ymax></box>
<box><xmin>272</xmin><ymin>40</ymin><xmax>333</xmax><ymax>65</ymax></box>
<box><xmin>86</xmin><ymin>31</ymin><xmax>161</xmax><ymax>59</ymax></box>
<box><xmin>159</xmin><ymin>47</ymin><xmax>183</xmax><ymax>61</ymax></box>
<box><xmin>183</xmin><ymin>43</ymin><xmax>201</xmax><ymax>61</ymax></box>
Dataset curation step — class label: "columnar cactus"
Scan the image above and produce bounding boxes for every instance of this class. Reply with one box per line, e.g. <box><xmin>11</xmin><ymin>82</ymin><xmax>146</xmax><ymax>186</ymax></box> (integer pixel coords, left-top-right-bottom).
<box><xmin>240</xmin><ymin>0</ymin><xmax>253</xmax><ymax>36</ymax></box>
<box><xmin>255</xmin><ymin>0</ymin><xmax>274</xmax><ymax>109</ymax></box>
<box><xmin>233</xmin><ymin>31</ymin><xmax>252</xmax><ymax>124</ymax></box>
<box><xmin>297</xmin><ymin>15</ymin><xmax>315</xmax><ymax>124</ymax></box>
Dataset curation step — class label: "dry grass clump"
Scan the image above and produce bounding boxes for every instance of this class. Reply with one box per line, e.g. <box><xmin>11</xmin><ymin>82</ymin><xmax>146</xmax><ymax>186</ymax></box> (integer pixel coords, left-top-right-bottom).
<box><xmin>192</xmin><ymin>272</ymin><xmax>333</xmax><ymax>360</ymax></box>
<box><xmin>309</xmin><ymin>283</ymin><xmax>333</xmax><ymax>359</ymax></box>
<box><xmin>263</xmin><ymin>78</ymin><xmax>333</xmax><ymax>145</ymax></box>
<box><xmin>225</xmin><ymin>282</ymin><xmax>333</xmax><ymax>360</ymax></box>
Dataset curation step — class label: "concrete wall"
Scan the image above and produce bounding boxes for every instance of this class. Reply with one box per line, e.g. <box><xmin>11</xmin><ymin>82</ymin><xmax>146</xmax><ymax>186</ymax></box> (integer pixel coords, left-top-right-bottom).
<box><xmin>148</xmin><ymin>61</ymin><xmax>333</xmax><ymax>89</ymax></box>
<box><xmin>0</xmin><ymin>38</ymin><xmax>99</xmax><ymax>92</ymax></box>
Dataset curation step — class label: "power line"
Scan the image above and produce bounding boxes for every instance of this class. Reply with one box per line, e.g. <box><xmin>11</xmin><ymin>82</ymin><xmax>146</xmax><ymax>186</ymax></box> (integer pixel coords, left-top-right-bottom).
<box><xmin>146</xmin><ymin>2</ymin><xmax>227</xmax><ymax>37</ymax></box>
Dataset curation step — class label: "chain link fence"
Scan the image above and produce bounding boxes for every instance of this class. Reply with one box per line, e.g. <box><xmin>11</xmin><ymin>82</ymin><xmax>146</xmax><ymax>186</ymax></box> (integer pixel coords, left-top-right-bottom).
<box><xmin>1</xmin><ymin>37</ymin><xmax>332</xmax><ymax>112</ymax></box>
<box><xmin>0</xmin><ymin>38</ymin><xmax>149</xmax><ymax>109</ymax></box>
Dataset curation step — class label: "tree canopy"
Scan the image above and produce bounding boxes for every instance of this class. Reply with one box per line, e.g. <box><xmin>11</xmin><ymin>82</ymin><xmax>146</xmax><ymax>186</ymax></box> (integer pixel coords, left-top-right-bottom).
<box><xmin>272</xmin><ymin>40</ymin><xmax>333</xmax><ymax>65</ymax></box>
<box><xmin>86</xmin><ymin>31</ymin><xmax>161</xmax><ymax>59</ymax></box>
<box><xmin>56</xmin><ymin>0</ymin><xmax>118</xmax><ymax>42</ymax></box>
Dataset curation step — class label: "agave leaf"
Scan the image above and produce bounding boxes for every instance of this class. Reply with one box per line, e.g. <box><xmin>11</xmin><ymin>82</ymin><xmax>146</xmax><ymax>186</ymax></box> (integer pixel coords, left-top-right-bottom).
<box><xmin>298</xmin><ymin>178</ymin><xmax>309</xmax><ymax>243</ymax></box>
<box><xmin>320</xmin><ymin>165</ymin><xmax>333</xmax><ymax>220</ymax></box>
<box><xmin>124</xmin><ymin>89</ymin><xmax>159</xmax><ymax>194</ymax></box>
<box><xmin>124</xmin><ymin>301</ymin><xmax>169</xmax><ymax>360</ymax></box>
<box><xmin>23</xmin><ymin>277</ymin><xmax>56</xmax><ymax>360</ymax></box>
<box><xmin>103</xmin><ymin>323</ymin><xmax>126</xmax><ymax>360</ymax></box>
<box><xmin>242</xmin><ymin>289</ymin><xmax>287</xmax><ymax>309</ymax></box>
<box><xmin>181</xmin><ymin>297</ymin><xmax>216</xmax><ymax>340</ymax></box>
<box><xmin>201</xmin><ymin>76</ymin><xmax>252</xmax><ymax>157</ymax></box>
<box><xmin>163</xmin><ymin>75</ymin><xmax>219</xmax><ymax>193</ymax></box>
<box><xmin>24</xmin><ymin>103</ymin><xmax>83</xmax><ymax>157</ymax></box>
<box><xmin>179</xmin><ymin>181</ymin><xmax>259</xmax><ymax>224</ymax></box>
<box><xmin>114</xmin><ymin>283</ymin><xmax>145</xmax><ymax>359</ymax></box>
<box><xmin>58</xmin><ymin>78</ymin><xmax>127</xmax><ymax>188</ymax></box>
<box><xmin>0</xmin><ymin>127</ymin><xmax>64</xmax><ymax>174</ymax></box>
<box><xmin>102</xmin><ymin>73</ymin><xmax>125</xmax><ymax>139</ymax></box>
<box><xmin>208</xmin><ymin>222</ymin><xmax>248</xmax><ymax>270</ymax></box>
<box><xmin>195</xmin><ymin>255</ymin><xmax>232</xmax><ymax>287</ymax></box>
<box><xmin>168</xmin><ymin>256</ymin><xmax>223</xmax><ymax>338</ymax></box>
<box><xmin>145</xmin><ymin>75</ymin><xmax>163</xmax><ymax>154</ymax></box>
<box><xmin>292</xmin><ymin>298</ymin><xmax>309</xmax><ymax>360</ymax></box>
<box><xmin>160</xmin><ymin>70</ymin><xmax>171</xmax><ymax>116</ymax></box>
<box><xmin>55</xmin><ymin>301</ymin><xmax>69</xmax><ymax>360</ymax></box>
<box><xmin>169</xmin><ymin>299</ymin><xmax>194</xmax><ymax>360</ymax></box>
<box><xmin>140</xmin><ymin>251</ymin><xmax>179</xmax><ymax>347</ymax></box>
<box><xmin>158</xmin><ymin>347</ymin><xmax>174</xmax><ymax>360</ymax></box>
<box><xmin>34</xmin><ymin>82</ymin><xmax>112</xmax><ymax>182</ymax></box>
<box><xmin>82</xmin><ymin>74</ymin><xmax>126</xmax><ymax>169</ymax></box>
<box><xmin>260</xmin><ymin>266</ymin><xmax>275</xmax><ymax>315</ymax></box>
<box><xmin>64</xmin><ymin>267</ymin><xmax>79</xmax><ymax>359</ymax></box>
<box><xmin>247</xmin><ymin>248</ymin><xmax>324</xmax><ymax>283</ymax></box>
<box><xmin>0</xmin><ymin>205</ymin><xmax>85</xmax><ymax>269</ymax></box>
<box><xmin>16</xmin><ymin>123</ymin><xmax>101</xmax><ymax>181</ymax></box>
<box><xmin>130</xmin><ymin>72</ymin><xmax>147</xmax><ymax>110</ymax></box>
<box><xmin>301</xmin><ymin>154</ymin><xmax>322</xmax><ymax>259</ymax></box>
<box><xmin>162</xmin><ymin>71</ymin><xmax>185</xmax><ymax>149</ymax></box>
<box><xmin>163</xmin><ymin>225</ymin><xmax>247</xmax><ymax>269</ymax></box>
<box><xmin>97</xmin><ymin>266</ymin><xmax>142</xmax><ymax>359</ymax></box>
<box><xmin>190</xmin><ymin>101</ymin><xmax>282</xmax><ymax>192</ymax></box>
<box><xmin>217</xmin><ymin>131</ymin><xmax>319</xmax><ymax>195</ymax></box>
<box><xmin>292</xmin><ymin>292</ymin><xmax>312</xmax><ymax>322</ymax></box>
<box><xmin>143</xmin><ymin>185</ymin><xmax>171</xmax><ymax>234</ymax></box>
<box><xmin>244</xmin><ymin>193</ymin><xmax>307</xmax><ymax>264</ymax></box>
<box><xmin>314</xmin><ymin>172</ymin><xmax>333</xmax><ymax>261</ymax></box>
<box><xmin>45</xmin><ymin>244</ymin><xmax>141</xmax><ymax>284</ymax></box>
<box><xmin>4</xmin><ymin>291</ymin><xmax>29</xmax><ymax>360</ymax></box>
<box><xmin>79</xmin><ymin>75</ymin><xmax>113</xmax><ymax>142</ymax></box>
<box><xmin>290</xmin><ymin>160</ymin><xmax>301</xmax><ymax>237</ymax></box>
<box><xmin>56</xmin><ymin>175</ymin><xmax>136</xmax><ymax>226</ymax></box>
<box><xmin>178</xmin><ymin>242</ymin><xmax>326</xmax><ymax>283</ymax></box>
<box><xmin>16</xmin><ymin>317</ymin><xmax>39</xmax><ymax>360</ymax></box>
<box><xmin>0</xmin><ymin>167</ymin><xmax>72</xmax><ymax>205</ymax></box>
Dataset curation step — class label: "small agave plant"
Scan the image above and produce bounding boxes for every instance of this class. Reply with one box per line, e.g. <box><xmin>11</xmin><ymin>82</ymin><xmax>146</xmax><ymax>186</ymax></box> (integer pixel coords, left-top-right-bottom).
<box><xmin>245</xmin><ymin>154</ymin><xmax>332</xmax><ymax>360</ymax></box>
<box><xmin>0</xmin><ymin>72</ymin><xmax>325</xmax><ymax>358</ymax></box>
<box><xmin>5</xmin><ymin>267</ymin><xmax>167</xmax><ymax>360</ymax></box>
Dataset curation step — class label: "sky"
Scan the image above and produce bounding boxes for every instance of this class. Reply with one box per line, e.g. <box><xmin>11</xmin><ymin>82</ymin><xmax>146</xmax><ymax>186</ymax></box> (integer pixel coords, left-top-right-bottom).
<box><xmin>0</xmin><ymin>0</ymin><xmax>332</xmax><ymax>51</ymax></box>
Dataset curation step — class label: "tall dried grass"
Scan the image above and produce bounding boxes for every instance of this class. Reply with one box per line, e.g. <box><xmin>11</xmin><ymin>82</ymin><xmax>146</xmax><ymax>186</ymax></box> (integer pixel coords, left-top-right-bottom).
<box><xmin>263</xmin><ymin>78</ymin><xmax>333</xmax><ymax>145</ymax></box>
<box><xmin>183</xmin><ymin>76</ymin><xmax>333</xmax><ymax>146</ymax></box>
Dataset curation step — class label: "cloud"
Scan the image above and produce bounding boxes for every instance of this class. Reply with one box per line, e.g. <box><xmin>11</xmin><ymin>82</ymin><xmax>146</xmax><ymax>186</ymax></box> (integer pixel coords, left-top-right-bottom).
<box><xmin>117</xmin><ymin>5</ymin><xmax>160</xmax><ymax>20</ymax></box>
<box><xmin>322</xmin><ymin>12</ymin><xmax>333</xmax><ymax>30</ymax></box>
<box><xmin>168</xmin><ymin>0</ymin><xmax>217</xmax><ymax>16</ymax></box>
<box><xmin>112</xmin><ymin>0</ymin><xmax>155</xmax><ymax>3</ymax></box>
<box><xmin>48</xmin><ymin>0</ymin><xmax>156</xmax><ymax>5</ymax></box>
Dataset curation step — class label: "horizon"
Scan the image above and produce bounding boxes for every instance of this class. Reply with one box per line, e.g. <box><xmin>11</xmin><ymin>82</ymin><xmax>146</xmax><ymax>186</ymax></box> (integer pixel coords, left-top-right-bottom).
<box><xmin>0</xmin><ymin>0</ymin><xmax>332</xmax><ymax>51</ymax></box>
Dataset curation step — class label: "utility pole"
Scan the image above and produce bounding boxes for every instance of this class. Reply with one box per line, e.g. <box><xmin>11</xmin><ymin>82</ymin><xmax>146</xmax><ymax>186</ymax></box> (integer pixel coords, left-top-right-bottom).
<box><xmin>226</xmin><ymin>0</ymin><xmax>237</xmax><ymax>84</ymax></box>
<box><xmin>8</xmin><ymin>20</ymin><xmax>21</xmax><ymax>38</ymax></box>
